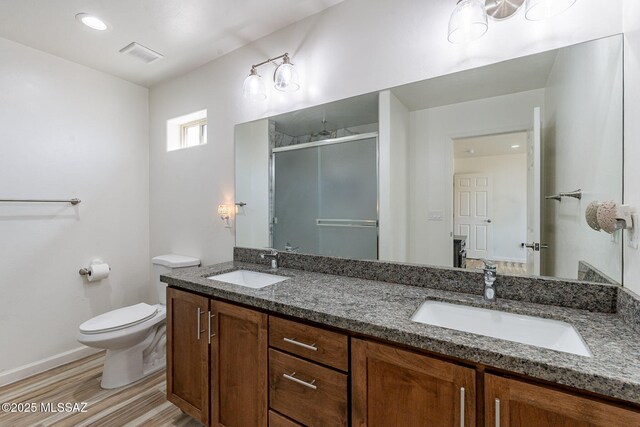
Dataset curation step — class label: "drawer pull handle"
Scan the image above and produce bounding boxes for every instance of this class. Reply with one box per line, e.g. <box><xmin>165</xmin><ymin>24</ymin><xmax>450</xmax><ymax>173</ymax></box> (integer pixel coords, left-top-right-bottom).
<box><xmin>208</xmin><ymin>312</ymin><xmax>216</xmax><ymax>343</ymax></box>
<box><xmin>283</xmin><ymin>372</ymin><xmax>317</xmax><ymax>390</ymax></box>
<box><xmin>196</xmin><ymin>308</ymin><xmax>206</xmax><ymax>340</ymax></box>
<box><xmin>283</xmin><ymin>337</ymin><xmax>318</xmax><ymax>351</ymax></box>
<box><xmin>495</xmin><ymin>398</ymin><xmax>500</xmax><ymax>427</ymax></box>
<box><xmin>460</xmin><ymin>387</ymin><xmax>465</xmax><ymax>427</ymax></box>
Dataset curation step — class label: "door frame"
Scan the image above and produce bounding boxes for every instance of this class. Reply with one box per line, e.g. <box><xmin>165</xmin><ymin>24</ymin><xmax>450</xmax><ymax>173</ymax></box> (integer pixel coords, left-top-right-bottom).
<box><xmin>449</xmin><ymin>125</ymin><xmax>532</xmax><ymax>264</ymax></box>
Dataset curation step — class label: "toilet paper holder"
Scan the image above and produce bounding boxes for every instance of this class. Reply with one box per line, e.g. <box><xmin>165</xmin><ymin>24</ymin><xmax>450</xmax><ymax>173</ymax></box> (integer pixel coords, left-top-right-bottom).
<box><xmin>79</xmin><ymin>259</ymin><xmax>111</xmax><ymax>277</ymax></box>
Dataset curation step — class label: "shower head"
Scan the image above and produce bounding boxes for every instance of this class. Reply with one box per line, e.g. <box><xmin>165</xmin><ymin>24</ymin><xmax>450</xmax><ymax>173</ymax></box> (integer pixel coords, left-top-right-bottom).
<box><xmin>316</xmin><ymin>119</ymin><xmax>331</xmax><ymax>137</ymax></box>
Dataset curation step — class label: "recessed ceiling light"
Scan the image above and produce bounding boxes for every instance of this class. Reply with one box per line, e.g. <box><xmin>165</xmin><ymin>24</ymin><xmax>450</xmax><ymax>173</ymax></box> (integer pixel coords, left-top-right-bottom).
<box><xmin>511</xmin><ymin>144</ymin><xmax>521</xmax><ymax>148</ymax></box>
<box><xmin>75</xmin><ymin>13</ymin><xmax>108</xmax><ymax>31</ymax></box>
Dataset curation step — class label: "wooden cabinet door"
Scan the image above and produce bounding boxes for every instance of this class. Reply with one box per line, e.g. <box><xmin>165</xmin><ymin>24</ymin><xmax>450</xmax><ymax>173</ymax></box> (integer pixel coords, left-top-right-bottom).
<box><xmin>352</xmin><ymin>338</ymin><xmax>476</xmax><ymax>427</ymax></box>
<box><xmin>485</xmin><ymin>374</ymin><xmax>640</xmax><ymax>427</ymax></box>
<box><xmin>166</xmin><ymin>287</ymin><xmax>210</xmax><ymax>425</ymax></box>
<box><xmin>211</xmin><ymin>301</ymin><xmax>268</xmax><ymax>427</ymax></box>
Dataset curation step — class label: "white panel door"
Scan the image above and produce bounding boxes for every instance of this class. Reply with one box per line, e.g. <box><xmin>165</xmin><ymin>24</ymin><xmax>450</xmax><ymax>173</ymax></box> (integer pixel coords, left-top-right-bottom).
<box><xmin>454</xmin><ymin>173</ymin><xmax>494</xmax><ymax>260</ymax></box>
<box><xmin>525</xmin><ymin>107</ymin><xmax>542</xmax><ymax>275</ymax></box>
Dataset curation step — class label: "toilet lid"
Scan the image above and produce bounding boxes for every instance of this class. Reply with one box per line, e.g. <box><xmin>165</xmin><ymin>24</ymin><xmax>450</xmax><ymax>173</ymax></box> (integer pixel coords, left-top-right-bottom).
<box><xmin>80</xmin><ymin>303</ymin><xmax>158</xmax><ymax>334</ymax></box>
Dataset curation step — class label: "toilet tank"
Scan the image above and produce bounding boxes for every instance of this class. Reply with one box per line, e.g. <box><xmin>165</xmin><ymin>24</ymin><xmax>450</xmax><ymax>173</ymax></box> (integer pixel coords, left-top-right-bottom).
<box><xmin>152</xmin><ymin>254</ymin><xmax>201</xmax><ymax>304</ymax></box>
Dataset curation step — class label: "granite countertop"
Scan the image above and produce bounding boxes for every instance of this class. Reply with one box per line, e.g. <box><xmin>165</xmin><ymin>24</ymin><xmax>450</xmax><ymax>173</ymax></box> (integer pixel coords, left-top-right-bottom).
<box><xmin>162</xmin><ymin>261</ymin><xmax>640</xmax><ymax>404</ymax></box>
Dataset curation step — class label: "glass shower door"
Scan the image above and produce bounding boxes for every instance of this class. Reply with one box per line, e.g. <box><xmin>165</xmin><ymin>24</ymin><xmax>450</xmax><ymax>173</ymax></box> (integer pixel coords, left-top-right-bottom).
<box><xmin>272</xmin><ymin>135</ymin><xmax>378</xmax><ymax>260</ymax></box>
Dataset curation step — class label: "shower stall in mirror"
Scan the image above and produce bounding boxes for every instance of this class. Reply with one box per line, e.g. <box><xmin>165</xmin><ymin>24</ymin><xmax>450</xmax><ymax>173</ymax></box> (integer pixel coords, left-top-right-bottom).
<box><xmin>272</xmin><ymin>133</ymin><xmax>378</xmax><ymax>260</ymax></box>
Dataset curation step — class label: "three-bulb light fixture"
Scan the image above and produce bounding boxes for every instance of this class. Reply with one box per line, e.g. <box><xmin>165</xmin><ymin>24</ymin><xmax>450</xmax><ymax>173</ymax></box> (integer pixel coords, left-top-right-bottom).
<box><xmin>243</xmin><ymin>53</ymin><xmax>300</xmax><ymax>100</ymax></box>
<box><xmin>448</xmin><ymin>0</ymin><xmax>578</xmax><ymax>44</ymax></box>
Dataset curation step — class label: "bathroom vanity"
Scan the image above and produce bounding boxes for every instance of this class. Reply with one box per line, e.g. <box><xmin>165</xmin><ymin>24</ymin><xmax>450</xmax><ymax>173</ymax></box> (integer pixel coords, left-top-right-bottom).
<box><xmin>162</xmin><ymin>249</ymin><xmax>640</xmax><ymax>427</ymax></box>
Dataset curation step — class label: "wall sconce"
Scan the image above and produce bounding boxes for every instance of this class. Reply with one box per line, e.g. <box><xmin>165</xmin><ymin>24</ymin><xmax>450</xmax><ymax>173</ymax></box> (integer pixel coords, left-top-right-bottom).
<box><xmin>448</xmin><ymin>0</ymin><xmax>578</xmax><ymax>44</ymax></box>
<box><xmin>243</xmin><ymin>53</ymin><xmax>300</xmax><ymax>100</ymax></box>
<box><xmin>218</xmin><ymin>204</ymin><xmax>232</xmax><ymax>228</ymax></box>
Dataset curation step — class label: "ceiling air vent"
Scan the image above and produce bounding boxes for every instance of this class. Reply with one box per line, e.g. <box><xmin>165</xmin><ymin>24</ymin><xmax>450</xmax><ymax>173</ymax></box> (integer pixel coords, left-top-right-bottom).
<box><xmin>119</xmin><ymin>42</ymin><xmax>163</xmax><ymax>64</ymax></box>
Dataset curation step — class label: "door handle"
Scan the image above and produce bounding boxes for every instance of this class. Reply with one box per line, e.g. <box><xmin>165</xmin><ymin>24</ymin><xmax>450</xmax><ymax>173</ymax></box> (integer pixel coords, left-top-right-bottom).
<box><xmin>522</xmin><ymin>243</ymin><xmax>549</xmax><ymax>251</ymax></box>
<box><xmin>484</xmin><ymin>219</ymin><xmax>492</xmax><ymax>223</ymax></box>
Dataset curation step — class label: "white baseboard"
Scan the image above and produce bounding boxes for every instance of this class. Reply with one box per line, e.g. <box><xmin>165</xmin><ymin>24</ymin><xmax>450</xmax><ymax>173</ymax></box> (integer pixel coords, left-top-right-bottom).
<box><xmin>468</xmin><ymin>256</ymin><xmax>526</xmax><ymax>264</ymax></box>
<box><xmin>0</xmin><ymin>346</ymin><xmax>101</xmax><ymax>387</ymax></box>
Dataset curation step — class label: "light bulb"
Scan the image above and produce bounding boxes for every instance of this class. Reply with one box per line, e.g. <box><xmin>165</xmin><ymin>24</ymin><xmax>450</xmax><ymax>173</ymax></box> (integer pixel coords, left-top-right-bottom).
<box><xmin>448</xmin><ymin>0</ymin><xmax>488</xmax><ymax>44</ymax></box>
<box><xmin>525</xmin><ymin>0</ymin><xmax>577</xmax><ymax>20</ymax></box>
<box><xmin>273</xmin><ymin>56</ymin><xmax>300</xmax><ymax>92</ymax></box>
<box><xmin>75</xmin><ymin>13</ymin><xmax>108</xmax><ymax>31</ymax></box>
<box><xmin>242</xmin><ymin>69</ymin><xmax>267</xmax><ymax>100</ymax></box>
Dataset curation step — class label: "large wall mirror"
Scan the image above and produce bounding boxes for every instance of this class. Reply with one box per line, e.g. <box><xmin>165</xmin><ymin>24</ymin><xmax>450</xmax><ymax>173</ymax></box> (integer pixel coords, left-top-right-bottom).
<box><xmin>235</xmin><ymin>34</ymin><xmax>624</xmax><ymax>284</ymax></box>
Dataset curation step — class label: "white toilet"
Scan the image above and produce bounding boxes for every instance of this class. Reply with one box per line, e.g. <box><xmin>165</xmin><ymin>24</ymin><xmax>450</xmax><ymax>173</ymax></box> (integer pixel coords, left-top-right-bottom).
<box><xmin>77</xmin><ymin>254</ymin><xmax>200</xmax><ymax>389</ymax></box>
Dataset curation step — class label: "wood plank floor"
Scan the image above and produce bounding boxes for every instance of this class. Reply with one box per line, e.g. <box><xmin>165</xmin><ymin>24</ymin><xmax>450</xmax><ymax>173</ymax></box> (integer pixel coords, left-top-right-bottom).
<box><xmin>466</xmin><ymin>258</ymin><xmax>527</xmax><ymax>275</ymax></box>
<box><xmin>0</xmin><ymin>352</ymin><xmax>203</xmax><ymax>427</ymax></box>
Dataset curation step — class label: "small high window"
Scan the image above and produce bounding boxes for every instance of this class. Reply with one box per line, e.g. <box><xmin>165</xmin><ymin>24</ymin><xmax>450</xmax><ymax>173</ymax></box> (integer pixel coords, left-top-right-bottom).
<box><xmin>180</xmin><ymin>119</ymin><xmax>207</xmax><ymax>148</ymax></box>
<box><xmin>167</xmin><ymin>109</ymin><xmax>207</xmax><ymax>151</ymax></box>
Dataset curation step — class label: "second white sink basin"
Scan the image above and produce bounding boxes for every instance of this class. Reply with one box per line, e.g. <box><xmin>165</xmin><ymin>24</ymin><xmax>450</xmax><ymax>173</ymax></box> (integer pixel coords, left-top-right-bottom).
<box><xmin>411</xmin><ymin>301</ymin><xmax>591</xmax><ymax>357</ymax></box>
<box><xmin>207</xmin><ymin>270</ymin><xmax>288</xmax><ymax>289</ymax></box>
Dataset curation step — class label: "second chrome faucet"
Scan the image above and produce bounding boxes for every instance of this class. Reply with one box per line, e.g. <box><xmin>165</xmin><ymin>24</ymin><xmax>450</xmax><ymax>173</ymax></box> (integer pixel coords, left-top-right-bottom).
<box><xmin>482</xmin><ymin>259</ymin><xmax>497</xmax><ymax>302</ymax></box>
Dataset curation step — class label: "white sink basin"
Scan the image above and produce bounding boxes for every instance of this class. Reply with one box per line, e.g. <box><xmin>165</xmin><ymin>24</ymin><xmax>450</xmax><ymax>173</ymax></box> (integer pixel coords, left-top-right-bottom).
<box><xmin>207</xmin><ymin>270</ymin><xmax>288</xmax><ymax>289</ymax></box>
<box><xmin>411</xmin><ymin>301</ymin><xmax>591</xmax><ymax>357</ymax></box>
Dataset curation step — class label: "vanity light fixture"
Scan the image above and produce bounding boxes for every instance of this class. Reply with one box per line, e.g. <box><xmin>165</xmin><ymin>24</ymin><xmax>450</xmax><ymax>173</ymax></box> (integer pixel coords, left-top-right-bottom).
<box><xmin>448</xmin><ymin>0</ymin><xmax>488</xmax><ymax>44</ymax></box>
<box><xmin>218</xmin><ymin>205</ymin><xmax>232</xmax><ymax>228</ymax></box>
<box><xmin>75</xmin><ymin>13</ymin><xmax>108</xmax><ymax>31</ymax></box>
<box><xmin>448</xmin><ymin>0</ymin><xmax>578</xmax><ymax>43</ymax></box>
<box><xmin>243</xmin><ymin>53</ymin><xmax>299</xmax><ymax>100</ymax></box>
<box><xmin>525</xmin><ymin>0</ymin><xmax>577</xmax><ymax>20</ymax></box>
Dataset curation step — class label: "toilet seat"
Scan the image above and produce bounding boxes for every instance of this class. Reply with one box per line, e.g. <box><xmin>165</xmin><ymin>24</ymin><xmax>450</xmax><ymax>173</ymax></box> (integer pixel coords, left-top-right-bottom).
<box><xmin>79</xmin><ymin>303</ymin><xmax>158</xmax><ymax>334</ymax></box>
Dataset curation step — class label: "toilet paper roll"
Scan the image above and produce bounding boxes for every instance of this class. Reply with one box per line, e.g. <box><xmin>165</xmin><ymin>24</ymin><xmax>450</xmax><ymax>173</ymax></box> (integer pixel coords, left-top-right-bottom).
<box><xmin>87</xmin><ymin>263</ymin><xmax>110</xmax><ymax>282</ymax></box>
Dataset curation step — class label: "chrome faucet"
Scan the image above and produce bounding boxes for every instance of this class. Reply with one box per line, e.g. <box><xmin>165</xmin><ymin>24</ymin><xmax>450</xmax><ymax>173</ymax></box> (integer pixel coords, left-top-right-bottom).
<box><xmin>261</xmin><ymin>249</ymin><xmax>280</xmax><ymax>270</ymax></box>
<box><xmin>284</xmin><ymin>242</ymin><xmax>300</xmax><ymax>253</ymax></box>
<box><xmin>482</xmin><ymin>259</ymin><xmax>497</xmax><ymax>302</ymax></box>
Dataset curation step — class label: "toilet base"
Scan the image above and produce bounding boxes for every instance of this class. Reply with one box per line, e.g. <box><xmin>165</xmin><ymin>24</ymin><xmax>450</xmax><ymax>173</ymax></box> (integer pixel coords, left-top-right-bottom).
<box><xmin>100</xmin><ymin>324</ymin><xmax>166</xmax><ymax>389</ymax></box>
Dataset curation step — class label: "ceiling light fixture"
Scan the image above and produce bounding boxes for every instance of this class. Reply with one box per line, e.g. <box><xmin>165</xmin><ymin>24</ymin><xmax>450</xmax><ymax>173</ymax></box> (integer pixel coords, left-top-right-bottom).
<box><xmin>243</xmin><ymin>53</ymin><xmax>299</xmax><ymax>100</ymax></box>
<box><xmin>75</xmin><ymin>13</ymin><xmax>108</xmax><ymax>31</ymax></box>
<box><xmin>448</xmin><ymin>0</ymin><xmax>578</xmax><ymax>43</ymax></box>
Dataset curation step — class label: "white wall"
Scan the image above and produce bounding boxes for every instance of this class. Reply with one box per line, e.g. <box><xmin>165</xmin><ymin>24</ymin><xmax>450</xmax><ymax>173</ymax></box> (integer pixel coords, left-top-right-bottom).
<box><xmin>407</xmin><ymin>90</ymin><xmax>544</xmax><ymax>266</ymax></box>
<box><xmin>623</xmin><ymin>0</ymin><xmax>640</xmax><ymax>294</ymax></box>
<box><xmin>455</xmin><ymin>154</ymin><xmax>528</xmax><ymax>262</ymax></box>
<box><xmin>0</xmin><ymin>38</ymin><xmax>149</xmax><ymax>376</ymax></box>
<box><xmin>543</xmin><ymin>36</ymin><xmax>623</xmax><ymax>282</ymax></box>
<box><xmin>379</xmin><ymin>90</ymin><xmax>409</xmax><ymax>262</ymax></box>
<box><xmin>235</xmin><ymin>119</ymin><xmax>270</xmax><ymax>248</ymax></box>
<box><xmin>149</xmin><ymin>0</ymin><xmax>624</xmax><ymax>268</ymax></box>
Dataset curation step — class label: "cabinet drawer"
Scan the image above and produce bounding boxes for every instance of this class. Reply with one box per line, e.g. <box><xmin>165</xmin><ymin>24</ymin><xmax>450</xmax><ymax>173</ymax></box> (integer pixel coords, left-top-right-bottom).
<box><xmin>269</xmin><ymin>316</ymin><xmax>349</xmax><ymax>371</ymax></box>
<box><xmin>269</xmin><ymin>349</ymin><xmax>348</xmax><ymax>427</ymax></box>
<box><xmin>269</xmin><ymin>410</ymin><xmax>303</xmax><ymax>427</ymax></box>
